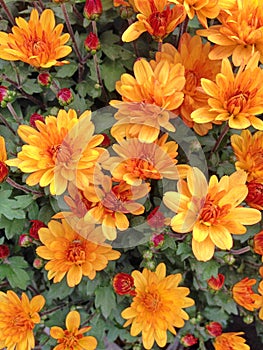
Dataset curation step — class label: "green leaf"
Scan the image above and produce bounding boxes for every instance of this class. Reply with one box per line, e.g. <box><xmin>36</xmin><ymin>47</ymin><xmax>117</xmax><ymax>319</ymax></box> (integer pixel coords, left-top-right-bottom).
<box><xmin>0</xmin><ymin>216</ymin><xmax>25</xmax><ymax>239</ymax></box>
<box><xmin>101</xmin><ymin>59</ymin><xmax>126</xmax><ymax>92</ymax></box>
<box><xmin>0</xmin><ymin>191</ymin><xmax>30</xmax><ymax>220</ymax></box>
<box><xmin>95</xmin><ymin>285</ymin><xmax>116</xmax><ymax>318</ymax></box>
<box><xmin>46</xmin><ymin>278</ymin><xmax>74</xmax><ymax>300</ymax></box>
<box><xmin>6</xmin><ymin>267</ymin><xmax>30</xmax><ymax>290</ymax></box>
<box><xmin>23</xmin><ymin>80</ymin><xmax>43</xmax><ymax>94</ymax></box>
<box><xmin>55</xmin><ymin>63</ymin><xmax>78</xmax><ymax>78</ymax></box>
<box><xmin>9</xmin><ymin>256</ymin><xmax>29</xmax><ymax>269</ymax></box>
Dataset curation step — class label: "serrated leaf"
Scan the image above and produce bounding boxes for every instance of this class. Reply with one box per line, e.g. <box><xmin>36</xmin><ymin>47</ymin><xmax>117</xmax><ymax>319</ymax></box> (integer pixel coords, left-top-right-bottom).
<box><xmin>95</xmin><ymin>285</ymin><xmax>116</xmax><ymax>318</ymax></box>
<box><xmin>6</xmin><ymin>267</ymin><xmax>30</xmax><ymax>290</ymax></box>
<box><xmin>55</xmin><ymin>63</ymin><xmax>78</xmax><ymax>78</ymax></box>
<box><xmin>23</xmin><ymin>80</ymin><xmax>43</xmax><ymax>94</ymax></box>
<box><xmin>47</xmin><ymin>278</ymin><xmax>74</xmax><ymax>300</ymax></box>
<box><xmin>9</xmin><ymin>256</ymin><xmax>29</xmax><ymax>269</ymax></box>
<box><xmin>0</xmin><ymin>216</ymin><xmax>25</xmax><ymax>239</ymax></box>
<box><xmin>101</xmin><ymin>60</ymin><xmax>126</xmax><ymax>92</ymax></box>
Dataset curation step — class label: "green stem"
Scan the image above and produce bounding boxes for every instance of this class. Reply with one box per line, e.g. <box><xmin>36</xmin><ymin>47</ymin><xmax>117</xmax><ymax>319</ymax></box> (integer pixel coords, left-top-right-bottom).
<box><xmin>40</xmin><ymin>303</ymin><xmax>67</xmax><ymax>317</ymax></box>
<box><xmin>6</xmin><ymin>177</ymin><xmax>44</xmax><ymax>197</ymax></box>
<box><xmin>7</xmin><ymin>103</ymin><xmax>23</xmax><ymax>124</ymax></box>
<box><xmin>0</xmin><ymin>0</ymin><xmax>15</xmax><ymax>26</ymax></box>
<box><xmin>230</xmin><ymin>246</ymin><xmax>251</xmax><ymax>255</ymax></box>
<box><xmin>209</xmin><ymin>123</ymin><xmax>229</xmax><ymax>159</ymax></box>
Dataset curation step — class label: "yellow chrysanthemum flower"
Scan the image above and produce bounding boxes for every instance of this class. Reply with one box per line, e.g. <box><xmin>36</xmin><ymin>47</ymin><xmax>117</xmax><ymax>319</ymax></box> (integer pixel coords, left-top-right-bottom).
<box><xmin>6</xmin><ymin>109</ymin><xmax>108</xmax><ymax>195</ymax></box>
<box><xmin>36</xmin><ymin>219</ymin><xmax>121</xmax><ymax>287</ymax></box>
<box><xmin>121</xmin><ymin>262</ymin><xmax>194</xmax><ymax>349</ymax></box>
<box><xmin>213</xmin><ymin>332</ymin><xmax>250</xmax><ymax>350</ymax></box>
<box><xmin>103</xmin><ymin>134</ymin><xmax>189</xmax><ymax>186</ymax></box>
<box><xmin>197</xmin><ymin>0</ymin><xmax>263</xmax><ymax>66</ymax></box>
<box><xmin>231</xmin><ymin>129</ymin><xmax>263</xmax><ymax>182</ymax></box>
<box><xmin>116</xmin><ymin>56</ymin><xmax>185</xmax><ymax>110</ymax></box>
<box><xmin>170</xmin><ymin>0</ymin><xmax>220</xmax><ymax>28</ymax></box>
<box><xmin>122</xmin><ymin>0</ymin><xmax>186</xmax><ymax>42</ymax></box>
<box><xmin>0</xmin><ymin>9</ymin><xmax>72</xmax><ymax>68</ymax></box>
<box><xmin>0</xmin><ymin>291</ymin><xmax>45</xmax><ymax>350</ymax></box>
<box><xmin>164</xmin><ymin>167</ymin><xmax>261</xmax><ymax>261</ymax></box>
<box><xmin>191</xmin><ymin>53</ymin><xmax>263</xmax><ymax>131</ymax></box>
<box><xmin>50</xmin><ymin>310</ymin><xmax>97</xmax><ymax>350</ymax></box>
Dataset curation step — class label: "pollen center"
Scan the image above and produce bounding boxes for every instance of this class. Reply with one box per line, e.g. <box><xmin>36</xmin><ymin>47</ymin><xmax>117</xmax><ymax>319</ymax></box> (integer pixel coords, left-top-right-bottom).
<box><xmin>59</xmin><ymin>330</ymin><xmax>83</xmax><ymax>348</ymax></box>
<box><xmin>226</xmin><ymin>92</ymin><xmax>249</xmax><ymax>115</ymax></box>
<box><xmin>67</xmin><ymin>240</ymin><xmax>86</xmax><ymax>263</ymax></box>
<box><xmin>142</xmin><ymin>290</ymin><xmax>161</xmax><ymax>312</ymax></box>
<box><xmin>13</xmin><ymin>312</ymin><xmax>34</xmax><ymax>331</ymax></box>
<box><xmin>199</xmin><ymin>197</ymin><xmax>231</xmax><ymax>225</ymax></box>
<box><xmin>184</xmin><ymin>70</ymin><xmax>199</xmax><ymax>94</ymax></box>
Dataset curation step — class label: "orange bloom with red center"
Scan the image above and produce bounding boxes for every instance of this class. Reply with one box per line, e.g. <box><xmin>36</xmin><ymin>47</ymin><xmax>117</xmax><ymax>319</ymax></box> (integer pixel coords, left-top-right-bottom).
<box><xmin>197</xmin><ymin>0</ymin><xmax>263</xmax><ymax>66</ymax></box>
<box><xmin>36</xmin><ymin>219</ymin><xmax>120</xmax><ymax>287</ymax></box>
<box><xmin>231</xmin><ymin>130</ymin><xmax>263</xmax><ymax>182</ymax></box>
<box><xmin>113</xmin><ymin>272</ymin><xmax>136</xmax><ymax>296</ymax></box>
<box><xmin>116</xmin><ymin>56</ymin><xmax>185</xmax><ymax>111</ymax></box>
<box><xmin>164</xmin><ymin>167</ymin><xmax>261</xmax><ymax>261</ymax></box>
<box><xmin>232</xmin><ymin>277</ymin><xmax>261</xmax><ymax>311</ymax></box>
<box><xmin>122</xmin><ymin>0</ymin><xmax>186</xmax><ymax>42</ymax></box>
<box><xmin>0</xmin><ymin>291</ymin><xmax>45</xmax><ymax>350</ymax></box>
<box><xmin>191</xmin><ymin>53</ymin><xmax>263</xmax><ymax>131</ymax></box>
<box><xmin>245</xmin><ymin>180</ymin><xmax>263</xmax><ymax>210</ymax></box>
<box><xmin>170</xmin><ymin>0</ymin><xmax>220</xmax><ymax>28</ymax></box>
<box><xmin>6</xmin><ymin>109</ymin><xmax>108</xmax><ymax>195</ymax></box>
<box><xmin>254</xmin><ymin>230</ymin><xmax>263</xmax><ymax>257</ymax></box>
<box><xmin>104</xmin><ymin>134</ymin><xmax>189</xmax><ymax>186</ymax></box>
<box><xmin>83</xmin><ymin>176</ymin><xmax>150</xmax><ymax>240</ymax></box>
<box><xmin>121</xmin><ymin>263</ymin><xmax>194</xmax><ymax>349</ymax></box>
<box><xmin>207</xmin><ymin>273</ymin><xmax>225</xmax><ymax>291</ymax></box>
<box><xmin>213</xmin><ymin>332</ymin><xmax>250</xmax><ymax>350</ymax></box>
<box><xmin>155</xmin><ymin>35</ymin><xmax>221</xmax><ymax>136</ymax></box>
<box><xmin>110</xmin><ymin>102</ymin><xmax>176</xmax><ymax>143</ymax></box>
<box><xmin>0</xmin><ymin>9</ymin><xmax>71</xmax><ymax>68</ymax></box>
<box><xmin>0</xmin><ymin>135</ymin><xmax>8</xmax><ymax>182</ymax></box>
<box><xmin>50</xmin><ymin>310</ymin><xmax>97</xmax><ymax>350</ymax></box>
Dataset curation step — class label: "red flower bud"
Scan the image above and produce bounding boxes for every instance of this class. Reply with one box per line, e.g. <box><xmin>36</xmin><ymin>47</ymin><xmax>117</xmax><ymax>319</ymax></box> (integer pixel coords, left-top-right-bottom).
<box><xmin>0</xmin><ymin>244</ymin><xmax>10</xmax><ymax>259</ymax></box>
<box><xmin>33</xmin><ymin>258</ymin><xmax>44</xmax><ymax>269</ymax></box>
<box><xmin>0</xmin><ymin>86</ymin><xmax>16</xmax><ymax>107</ymax></box>
<box><xmin>151</xmin><ymin>233</ymin><xmax>165</xmax><ymax>248</ymax></box>
<box><xmin>100</xmin><ymin>133</ymin><xmax>111</xmax><ymax>147</ymax></box>
<box><xmin>57</xmin><ymin>88</ymin><xmax>74</xmax><ymax>106</ymax></box>
<box><xmin>206</xmin><ymin>322</ymin><xmax>223</xmax><ymax>337</ymax></box>
<box><xmin>37</xmin><ymin>72</ymin><xmax>52</xmax><ymax>87</ymax></box>
<box><xmin>29</xmin><ymin>113</ymin><xmax>45</xmax><ymax>128</ymax></box>
<box><xmin>245</xmin><ymin>180</ymin><xmax>263</xmax><ymax>210</ymax></box>
<box><xmin>29</xmin><ymin>220</ymin><xmax>47</xmax><ymax>240</ymax></box>
<box><xmin>147</xmin><ymin>206</ymin><xmax>166</xmax><ymax>229</ymax></box>
<box><xmin>0</xmin><ymin>161</ymin><xmax>8</xmax><ymax>183</ymax></box>
<box><xmin>113</xmin><ymin>272</ymin><xmax>136</xmax><ymax>296</ymax></box>
<box><xmin>84</xmin><ymin>0</ymin><xmax>103</xmax><ymax>20</ymax></box>
<box><xmin>84</xmin><ymin>32</ymin><xmax>101</xmax><ymax>54</ymax></box>
<box><xmin>207</xmin><ymin>273</ymin><xmax>225</xmax><ymax>291</ymax></box>
<box><xmin>181</xmin><ymin>334</ymin><xmax>198</xmax><ymax>347</ymax></box>
<box><xmin>18</xmin><ymin>234</ymin><xmax>33</xmax><ymax>247</ymax></box>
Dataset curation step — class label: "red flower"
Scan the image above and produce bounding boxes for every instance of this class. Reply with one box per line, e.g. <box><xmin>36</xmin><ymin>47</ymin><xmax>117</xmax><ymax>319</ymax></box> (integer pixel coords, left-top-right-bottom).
<box><xmin>181</xmin><ymin>334</ymin><xmax>198</xmax><ymax>347</ymax></box>
<box><xmin>207</xmin><ymin>273</ymin><xmax>225</xmax><ymax>291</ymax></box>
<box><xmin>29</xmin><ymin>113</ymin><xmax>45</xmax><ymax>128</ymax></box>
<box><xmin>100</xmin><ymin>133</ymin><xmax>111</xmax><ymax>147</ymax></box>
<box><xmin>0</xmin><ymin>162</ymin><xmax>8</xmax><ymax>183</ymax></box>
<box><xmin>254</xmin><ymin>230</ymin><xmax>263</xmax><ymax>256</ymax></box>
<box><xmin>37</xmin><ymin>72</ymin><xmax>52</xmax><ymax>87</ymax></box>
<box><xmin>84</xmin><ymin>0</ymin><xmax>103</xmax><ymax>20</ymax></box>
<box><xmin>245</xmin><ymin>180</ymin><xmax>263</xmax><ymax>210</ymax></box>
<box><xmin>0</xmin><ymin>244</ymin><xmax>10</xmax><ymax>259</ymax></box>
<box><xmin>84</xmin><ymin>32</ymin><xmax>100</xmax><ymax>54</ymax></box>
<box><xmin>206</xmin><ymin>322</ymin><xmax>223</xmax><ymax>337</ymax></box>
<box><xmin>113</xmin><ymin>272</ymin><xmax>136</xmax><ymax>296</ymax></box>
<box><xmin>57</xmin><ymin>88</ymin><xmax>74</xmax><ymax>106</ymax></box>
<box><xmin>147</xmin><ymin>207</ymin><xmax>166</xmax><ymax>229</ymax></box>
<box><xmin>29</xmin><ymin>220</ymin><xmax>47</xmax><ymax>240</ymax></box>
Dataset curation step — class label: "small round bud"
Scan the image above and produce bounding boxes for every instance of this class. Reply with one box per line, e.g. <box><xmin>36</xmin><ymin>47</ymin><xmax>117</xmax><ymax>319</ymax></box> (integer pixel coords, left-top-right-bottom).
<box><xmin>37</xmin><ymin>72</ymin><xmax>52</xmax><ymax>87</ymax></box>
<box><xmin>57</xmin><ymin>88</ymin><xmax>74</xmax><ymax>106</ymax></box>
<box><xmin>0</xmin><ymin>162</ymin><xmax>8</xmax><ymax>183</ymax></box>
<box><xmin>206</xmin><ymin>322</ymin><xmax>223</xmax><ymax>337</ymax></box>
<box><xmin>29</xmin><ymin>220</ymin><xmax>46</xmax><ymax>240</ymax></box>
<box><xmin>181</xmin><ymin>334</ymin><xmax>198</xmax><ymax>347</ymax></box>
<box><xmin>84</xmin><ymin>0</ymin><xmax>103</xmax><ymax>20</ymax></box>
<box><xmin>84</xmin><ymin>32</ymin><xmax>101</xmax><ymax>54</ymax></box>
<box><xmin>243</xmin><ymin>315</ymin><xmax>254</xmax><ymax>325</ymax></box>
<box><xmin>223</xmin><ymin>253</ymin><xmax>235</xmax><ymax>265</ymax></box>
<box><xmin>143</xmin><ymin>250</ymin><xmax>153</xmax><ymax>260</ymax></box>
<box><xmin>144</xmin><ymin>260</ymin><xmax>155</xmax><ymax>270</ymax></box>
<box><xmin>0</xmin><ymin>244</ymin><xmax>10</xmax><ymax>259</ymax></box>
<box><xmin>18</xmin><ymin>234</ymin><xmax>33</xmax><ymax>247</ymax></box>
<box><xmin>29</xmin><ymin>113</ymin><xmax>45</xmax><ymax>128</ymax></box>
<box><xmin>33</xmin><ymin>258</ymin><xmax>45</xmax><ymax>269</ymax></box>
<box><xmin>0</xmin><ymin>86</ymin><xmax>16</xmax><ymax>107</ymax></box>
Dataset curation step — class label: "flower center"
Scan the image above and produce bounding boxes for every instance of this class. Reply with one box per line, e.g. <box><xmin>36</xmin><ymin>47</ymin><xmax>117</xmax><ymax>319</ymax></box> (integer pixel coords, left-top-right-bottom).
<box><xmin>67</xmin><ymin>240</ymin><xmax>86</xmax><ymax>263</ymax></box>
<box><xmin>148</xmin><ymin>7</ymin><xmax>171</xmax><ymax>39</ymax></box>
<box><xmin>184</xmin><ymin>70</ymin><xmax>199</xmax><ymax>94</ymax></box>
<box><xmin>49</xmin><ymin>141</ymin><xmax>73</xmax><ymax>164</ymax></box>
<box><xmin>102</xmin><ymin>190</ymin><xmax>128</xmax><ymax>212</ymax></box>
<box><xmin>13</xmin><ymin>312</ymin><xmax>34</xmax><ymax>332</ymax></box>
<box><xmin>58</xmin><ymin>330</ymin><xmax>83</xmax><ymax>349</ymax></box>
<box><xmin>226</xmin><ymin>92</ymin><xmax>249</xmax><ymax>115</ymax></box>
<box><xmin>142</xmin><ymin>290</ymin><xmax>161</xmax><ymax>312</ymax></box>
<box><xmin>124</xmin><ymin>158</ymin><xmax>161</xmax><ymax>181</ymax></box>
<box><xmin>199</xmin><ymin>196</ymin><xmax>231</xmax><ymax>226</ymax></box>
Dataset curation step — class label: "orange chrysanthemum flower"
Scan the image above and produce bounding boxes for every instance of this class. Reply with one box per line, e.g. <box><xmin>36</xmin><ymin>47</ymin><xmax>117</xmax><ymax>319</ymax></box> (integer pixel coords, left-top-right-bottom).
<box><xmin>197</xmin><ymin>0</ymin><xmax>263</xmax><ymax>66</ymax></box>
<box><xmin>104</xmin><ymin>134</ymin><xmax>189</xmax><ymax>186</ymax></box>
<box><xmin>245</xmin><ymin>180</ymin><xmax>263</xmax><ymax>210</ymax></box>
<box><xmin>254</xmin><ymin>230</ymin><xmax>263</xmax><ymax>258</ymax></box>
<box><xmin>122</xmin><ymin>0</ymin><xmax>186</xmax><ymax>42</ymax></box>
<box><xmin>0</xmin><ymin>135</ymin><xmax>8</xmax><ymax>182</ymax></box>
<box><xmin>110</xmin><ymin>102</ymin><xmax>176</xmax><ymax>143</ymax></box>
<box><xmin>6</xmin><ymin>109</ymin><xmax>108</xmax><ymax>195</ymax></box>
<box><xmin>113</xmin><ymin>272</ymin><xmax>136</xmax><ymax>296</ymax></box>
<box><xmin>116</xmin><ymin>56</ymin><xmax>185</xmax><ymax>110</ymax></box>
<box><xmin>0</xmin><ymin>290</ymin><xmax>45</xmax><ymax>350</ymax></box>
<box><xmin>213</xmin><ymin>332</ymin><xmax>250</xmax><ymax>350</ymax></box>
<box><xmin>0</xmin><ymin>9</ymin><xmax>72</xmax><ymax>68</ymax></box>
<box><xmin>36</xmin><ymin>219</ymin><xmax>120</xmax><ymax>287</ymax></box>
<box><xmin>257</xmin><ymin>280</ymin><xmax>263</xmax><ymax>320</ymax></box>
<box><xmin>164</xmin><ymin>167</ymin><xmax>261</xmax><ymax>261</ymax></box>
<box><xmin>155</xmin><ymin>35</ymin><xmax>221</xmax><ymax>135</ymax></box>
<box><xmin>232</xmin><ymin>277</ymin><xmax>261</xmax><ymax>311</ymax></box>
<box><xmin>207</xmin><ymin>273</ymin><xmax>225</xmax><ymax>291</ymax></box>
<box><xmin>170</xmin><ymin>0</ymin><xmax>220</xmax><ymax>28</ymax></box>
<box><xmin>231</xmin><ymin>129</ymin><xmax>263</xmax><ymax>182</ymax></box>
<box><xmin>50</xmin><ymin>310</ymin><xmax>97</xmax><ymax>350</ymax></box>
<box><xmin>191</xmin><ymin>53</ymin><xmax>263</xmax><ymax>130</ymax></box>
<box><xmin>121</xmin><ymin>263</ymin><xmax>194</xmax><ymax>349</ymax></box>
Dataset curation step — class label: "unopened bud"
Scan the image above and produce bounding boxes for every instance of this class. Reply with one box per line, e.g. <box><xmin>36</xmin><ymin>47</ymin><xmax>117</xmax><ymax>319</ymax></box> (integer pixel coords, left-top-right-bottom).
<box><xmin>84</xmin><ymin>32</ymin><xmax>100</xmax><ymax>54</ymax></box>
<box><xmin>37</xmin><ymin>72</ymin><xmax>52</xmax><ymax>87</ymax></box>
<box><xmin>57</xmin><ymin>88</ymin><xmax>74</xmax><ymax>106</ymax></box>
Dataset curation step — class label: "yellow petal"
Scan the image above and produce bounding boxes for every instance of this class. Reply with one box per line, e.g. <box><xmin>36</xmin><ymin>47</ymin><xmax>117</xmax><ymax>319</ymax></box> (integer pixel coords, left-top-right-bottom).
<box><xmin>209</xmin><ymin>225</ymin><xmax>233</xmax><ymax>250</ymax></box>
<box><xmin>122</xmin><ymin>21</ymin><xmax>147</xmax><ymax>42</ymax></box>
<box><xmin>192</xmin><ymin>236</ymin><xmax>215</xmax><ymax>261</ymax></box>
<box><xmin>66</xmin><ymin>311</ymin><xmax>80</xmax><ymax>331</ymax></box>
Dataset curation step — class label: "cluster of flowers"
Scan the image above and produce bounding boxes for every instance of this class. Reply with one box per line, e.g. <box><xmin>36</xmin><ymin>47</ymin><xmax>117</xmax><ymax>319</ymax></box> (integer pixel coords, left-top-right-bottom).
<box><xmin>0</xmin><ymin>0</ymin><xmax>263</xmax><ymax>349</ymax></box>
